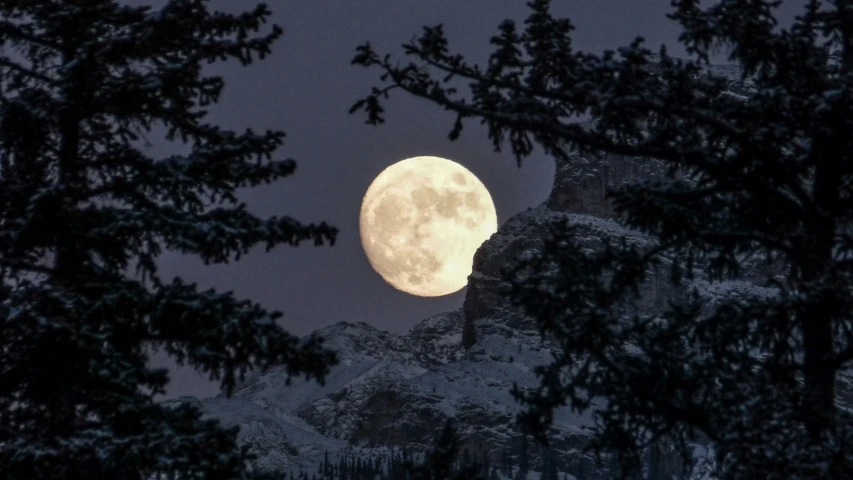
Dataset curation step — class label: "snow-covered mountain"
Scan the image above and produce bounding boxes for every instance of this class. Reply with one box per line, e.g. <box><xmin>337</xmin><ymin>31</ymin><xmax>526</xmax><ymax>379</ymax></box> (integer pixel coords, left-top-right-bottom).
<box><xmin>185</xmin><ymin>145</ymin><xmax>719</xmax><ymax>479</ymax></box>
<box><xmin>185</xmin><ymin>61</ymin><xmax>851</xmax><ymax>479</ymax></box>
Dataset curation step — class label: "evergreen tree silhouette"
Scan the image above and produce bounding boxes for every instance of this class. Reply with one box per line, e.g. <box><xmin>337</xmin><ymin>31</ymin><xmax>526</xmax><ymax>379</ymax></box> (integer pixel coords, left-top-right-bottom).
<box><xmin>0</xmin><ymin>1</ymin><xmax>337</xmax><ymax>479</ymax></box>
<box><xmin>516</xmin><ymin>435</ymin><xmax>529</xmax><ymax>480</ymax></box>
<box><xmin>542</xmin><ymin>448</ymin><xmax>558</xmax><ymax>480</ymax></box>
<box><xmin>481</xmin><ymin>450</ymin><xmax>490</xmax><ymax>480</ymax></box>
<box><xmin>462</xmin><ymin>317</ymin><xmax>476</xmax><ymax>350</ymax></box>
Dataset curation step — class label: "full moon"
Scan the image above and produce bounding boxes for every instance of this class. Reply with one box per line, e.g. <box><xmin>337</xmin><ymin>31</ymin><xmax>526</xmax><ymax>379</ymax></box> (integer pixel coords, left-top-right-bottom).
<box><xmin>359</xmin><ymin>156</ymin><xmax>498</xmax><ymax>297</ymax></box>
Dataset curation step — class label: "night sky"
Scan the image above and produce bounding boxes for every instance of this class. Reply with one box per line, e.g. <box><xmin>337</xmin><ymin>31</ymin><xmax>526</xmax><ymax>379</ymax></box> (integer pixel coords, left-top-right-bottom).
<box><xmin>149</xmin><ymin>1</ymin><xmax>805</xmax><ymax>398</ymax></box>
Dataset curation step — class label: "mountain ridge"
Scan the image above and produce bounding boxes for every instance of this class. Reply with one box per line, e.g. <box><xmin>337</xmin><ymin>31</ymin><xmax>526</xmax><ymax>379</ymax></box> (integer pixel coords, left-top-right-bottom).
<box><xmin>188</xmin><ymin>203</ymin><xmax>701</xmax><ymax>478</ymax></box>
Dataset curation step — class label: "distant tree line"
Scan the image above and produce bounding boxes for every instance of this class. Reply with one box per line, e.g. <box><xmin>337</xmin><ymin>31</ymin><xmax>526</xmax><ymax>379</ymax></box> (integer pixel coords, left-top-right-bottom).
<box><xmin>285</xmin><ymin>423</ymin><xmax>680</xmax><ymax>480</ymax></box>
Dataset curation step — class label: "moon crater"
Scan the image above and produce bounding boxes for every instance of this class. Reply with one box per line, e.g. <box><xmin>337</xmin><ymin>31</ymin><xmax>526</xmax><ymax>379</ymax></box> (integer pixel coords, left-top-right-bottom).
<box><xmin>359</xmin><ymin>156</ymin><xmax>498</xmax><ymax>297</ymax></box>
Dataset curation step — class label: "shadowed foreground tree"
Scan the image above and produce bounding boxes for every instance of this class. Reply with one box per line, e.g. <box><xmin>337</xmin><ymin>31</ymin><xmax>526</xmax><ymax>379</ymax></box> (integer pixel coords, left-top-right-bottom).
<box><xmin>0</xmin><ymin>1</ymin><xmax>337</xmax><ymax>479</ymax></box>
<box><xmin>352</xmin><ymin>0</ymin><xmax>853</xmax><ymax>478</ymax></box>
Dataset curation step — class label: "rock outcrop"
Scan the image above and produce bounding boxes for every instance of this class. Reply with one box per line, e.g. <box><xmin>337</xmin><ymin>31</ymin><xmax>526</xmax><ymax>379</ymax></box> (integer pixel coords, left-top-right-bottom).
<box><xmin>462</xmin><ymin>150</ymin><xmax>670</xmax><ymax>349</ymax></box>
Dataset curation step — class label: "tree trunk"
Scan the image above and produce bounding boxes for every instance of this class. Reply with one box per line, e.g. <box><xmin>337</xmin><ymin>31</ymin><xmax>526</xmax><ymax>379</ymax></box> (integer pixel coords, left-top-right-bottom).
<box><xmin>45</xmin><ymin>43</ymin><xmax>85</xmax><ymax>442</ymax></box>
<box><xmin>801</xmin><ymin>140</ymin><xmax>841</xmax><ymax>439</ymax></box>
<box><xmin>800</xmin><ymin>247</ymin><xmax>836</xmax><ymax>440</ymax></box>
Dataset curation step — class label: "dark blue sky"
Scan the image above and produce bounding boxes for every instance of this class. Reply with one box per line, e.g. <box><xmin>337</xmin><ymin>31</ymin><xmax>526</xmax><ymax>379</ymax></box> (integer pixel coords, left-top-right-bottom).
<box><xmin>146</xmin><ymin>0</ymin><xmax>805</xmax><ymax>398</ymax></box>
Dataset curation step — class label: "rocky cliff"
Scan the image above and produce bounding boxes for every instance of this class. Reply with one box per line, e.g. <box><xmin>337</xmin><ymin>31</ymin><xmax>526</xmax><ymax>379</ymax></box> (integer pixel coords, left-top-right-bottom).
<box><xmin>463</xmin><ymin>149</ymin><xmax>671</xmax><ymax>351</ymax></box>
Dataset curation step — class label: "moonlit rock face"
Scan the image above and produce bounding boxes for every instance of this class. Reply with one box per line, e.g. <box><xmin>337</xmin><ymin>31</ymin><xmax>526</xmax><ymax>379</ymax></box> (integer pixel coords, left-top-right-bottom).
<box><xmin>359</xmin><ymin>156</ymin><xmax>498</xmax><ymax>297</ymax></box>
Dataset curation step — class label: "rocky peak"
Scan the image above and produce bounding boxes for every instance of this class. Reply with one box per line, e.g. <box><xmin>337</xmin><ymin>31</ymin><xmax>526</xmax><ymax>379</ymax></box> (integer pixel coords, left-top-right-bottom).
<box><xmin>462</xmin><ymin>148</ymin><xmax>670</xmax><ymax>349</ymax></box>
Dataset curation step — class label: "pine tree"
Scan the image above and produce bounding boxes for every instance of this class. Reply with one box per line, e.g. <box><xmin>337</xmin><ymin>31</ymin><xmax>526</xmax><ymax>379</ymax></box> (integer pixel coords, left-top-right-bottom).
<box><xmin>462</xmin><ymin>316</ymin><xmax>476</xmax><ymax>350</ymax></box>
<box><xmin>387</xmin><ymin>452</ymin><xmax>397</xmax><ymax>480</ymax></box>
<box><xmin>646</xmin><ymin>442</ymin><xmax>663</xmax><ymax>480</ymax></box>
<box><xmin>365</xmin><ymin>455</ymin><xmax>376</xmax><ymax>480</ymax></box>
<box><xmin>481</xmin><ymin>450</ymin><xmax>490</xmax><ymax>480</ymax></box>
<box><xmin>350</xmin><ymin>456</ymin><xmax>359</xmax><ymax>480</ymax></box>
<box><xmin>515</xmin><ymin>435</ymin><xmax>528</xmax><ymax>480</ymax></box>
<box><xmin>340</xmin><ymin>453</ymin><xmax>348</xmax><ymax>480</ymax></box>
<box><xmin>542</xmin><ymin>448</ymin><xmax>558</xmax><ymax>480</ymax></box>
<box><xmin>374</xmin><ymin>455</ymin><xmax>382</xmax><ymax>477</ymax></box>
<box><xmin>0</xmin><ymin>1</ymin><xmax>337</xmax><ymax>479</ymax></box>
<box><xmin>325</xmin><ymin>451</ymin><xmax>332</xmax><ymax>477</ymax></box>
<box><xmin>499</xmin><ymin>447</ymin><xmax>510</xmax><ymax>477</ymax></box>
<box><xmin>397</xmin><ymin>449</ymin><xmax>408</xmax><ymax>480</ymax></box>
<box><xmin>351</xmin><ymin>0</ymin><xmax>853</xmax><ymax>478</ymax></box>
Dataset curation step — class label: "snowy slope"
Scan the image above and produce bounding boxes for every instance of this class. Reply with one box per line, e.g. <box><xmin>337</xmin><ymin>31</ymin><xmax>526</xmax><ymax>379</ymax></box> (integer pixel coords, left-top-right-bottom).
<box><xmin>190</xmin><ymin>206</ymin><xmax>679</xmax><ymax>477</ymax></box>
<box><xmin>190</xmin><ymin>203</ymin><xmax>824</xmax><ymax>480</ymax></box>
